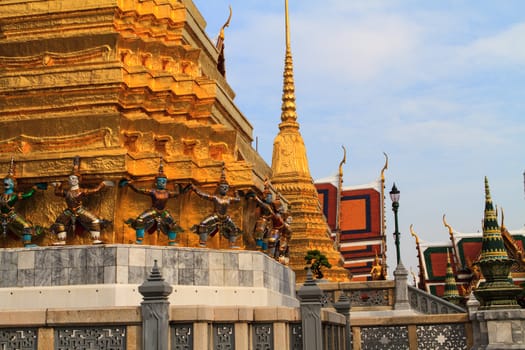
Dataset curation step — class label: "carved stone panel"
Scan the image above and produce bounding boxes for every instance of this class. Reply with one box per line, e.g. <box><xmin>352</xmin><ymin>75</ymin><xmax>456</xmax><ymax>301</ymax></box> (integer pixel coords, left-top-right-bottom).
<box><xmin>253</xmin><ymin>323</ymin><xmax>273</xmax><ymax>350</ymax></box>
<box><xmin>55</xmin><ymin>326</ymin><xmax>126</xmax><ymax>350</ymax></box>
<box><xmin>290</xmin><ymin>323</ymin><xmax>302</xmax><ymax>350</ymax></box>
<box><xmin>361</xmin><ymin>326</ymin><xmax>409</xmax><ymax>350</ymax></box>
<box><xmin>416</xmin><ymin>324</ymin><xmax>467</xmax><ymax>350</ymax></box>
<box><xmin>213</xmin><ymin>323</ymin><xmax>235</xmax><ymax>350</ymax></box>
<box><xmin>0</xmin><ymin>328</ymin><xmax>37</xmax><ymax>350</ymax></box>
<box><xmin>171</xmin><ymin>323</ymin><xmax>193</xmax><ymax>350</ymax></box>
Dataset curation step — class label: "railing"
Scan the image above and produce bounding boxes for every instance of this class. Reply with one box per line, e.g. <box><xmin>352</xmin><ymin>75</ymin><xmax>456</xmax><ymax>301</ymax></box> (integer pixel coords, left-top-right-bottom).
<box><xmin>314</xmin><ymin>280</ymin><xmax>395</xmax><ymax>309</ymax></box>
<box><xmin>0</xmin><ymin>261</ymin><xmax>475</xmax><ymax>350</ymax></box>
<box><xmin>0</xmin><ymin>306</ymin><xmax>346</xmax><ymax>350</ymax></box>
<box><xmin>352</xmin><ymin>313</ymin><xmax>471</xmax><ymax>350</ymax></box>
<box><xmin>408</xmin><ymin>285</ymin><xmax>466</xmax><ymax>314</ymax></box>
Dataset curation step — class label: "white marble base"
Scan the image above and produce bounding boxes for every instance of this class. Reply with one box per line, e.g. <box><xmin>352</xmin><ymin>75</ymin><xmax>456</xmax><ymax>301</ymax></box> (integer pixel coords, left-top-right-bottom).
<box><xmin>0</xmin><ymin>245</ymin><xmax>298</xmax><ymax>309</ymax></box>
<box><xmin>0</xmin><ymin>284</ymin><xmax>299</xmax><ymax>310</ymax></box>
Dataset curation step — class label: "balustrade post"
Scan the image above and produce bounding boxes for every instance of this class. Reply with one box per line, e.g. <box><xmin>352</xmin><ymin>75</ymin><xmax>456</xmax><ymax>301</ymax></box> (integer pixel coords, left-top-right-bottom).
<box><xmin>394</xmin><ymin>261</ymin><xmax>411</xmax><ymax>310</ymax></box>
<box><xmin>333</xmin><ymin>294</ymin><xmax>351</xmax><ymax>350</ymax></box>
<box><xmin>298</xmin><ymin>268</ymin><xmax>324</xmax><ymax>350</ymax></box>
<box><xmin>139</xmin><ymin>260</ymin><xmax>173</xmax><ymax>350</ymax></box>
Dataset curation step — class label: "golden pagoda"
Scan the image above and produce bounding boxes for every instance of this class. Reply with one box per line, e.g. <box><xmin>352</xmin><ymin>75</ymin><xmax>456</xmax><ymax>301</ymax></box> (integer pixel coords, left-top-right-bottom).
<box><xmin>0</xmin><ymin>0</ymin><xmax>270</xmax><ymax>247</ymax></box>
<box><xmin>271</xmin><ymin>0</ymin><xmax>349</xmax><ymax>282</ymax></box>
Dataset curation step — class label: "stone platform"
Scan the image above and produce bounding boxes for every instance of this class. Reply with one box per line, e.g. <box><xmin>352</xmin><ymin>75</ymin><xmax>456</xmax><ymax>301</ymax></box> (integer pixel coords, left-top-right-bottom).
<box><xmin>0</xmin><ymin>245</ymin><xmax>298</xmax><ymax>310</ymax></box>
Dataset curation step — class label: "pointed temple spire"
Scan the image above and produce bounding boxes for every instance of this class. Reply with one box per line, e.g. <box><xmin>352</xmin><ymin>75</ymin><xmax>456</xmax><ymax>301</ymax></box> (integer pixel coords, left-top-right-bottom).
<box><xmin>474</xmin><ymin>177</ymin><xmax>521</xmax><ymax>310</ymax></box>
<box><xmin>271</xmin><ymin>0</ymin><xmax>349</xmax><ymax>282</ymax></box>
<box><xmin>479</xmin><ymin>176</ymin><xmax>508</xmax><ymax>262</ymax></box>
<box><xmin>279</xmin><ymin>0</ymin><xmax>299</xmax><ymax>130</ymax></box>
<box><xmin>443</xmin><ymin>250</ymin><xmax>462</xmax><ymax>305</ymax></box>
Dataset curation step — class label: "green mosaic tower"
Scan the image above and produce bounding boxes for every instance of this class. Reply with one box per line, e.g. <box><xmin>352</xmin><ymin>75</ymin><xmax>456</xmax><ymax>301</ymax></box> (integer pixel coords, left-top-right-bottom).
<box><xmin>474</xmin><ymin>177</ymin><xmax>521</xmax><ymax>309</ymax></box>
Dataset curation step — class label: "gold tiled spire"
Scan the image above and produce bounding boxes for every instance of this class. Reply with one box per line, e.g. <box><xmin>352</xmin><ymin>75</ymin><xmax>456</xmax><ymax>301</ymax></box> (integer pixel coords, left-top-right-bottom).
<box><xmin>279</xmin><ymin>0</ymin><xmax>299</xmax><ymax>130</ymax></box>
<box><xmin>271</xmin><ymin>0</ymin><xmax>349</xmax><ymax>282</ymax></box>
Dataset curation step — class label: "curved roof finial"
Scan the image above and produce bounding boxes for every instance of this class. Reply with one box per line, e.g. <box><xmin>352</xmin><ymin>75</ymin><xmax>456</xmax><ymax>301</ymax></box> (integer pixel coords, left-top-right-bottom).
<box><xmin>216</xmin><ymin>5</ymin><xmax>232</xmax><ymax>76</ymax></box>
<box><xmin>409</xmin><ymin>224</ymin><xmax>419</xmax><ymax>244</ymax></box>
<box><xmin>216</xmin><ymin>5</ymin><xmax>232</xmax><ymax>50</ymax></box>
<box><xmin>380</xmin><ymin>152</ymin><xmax>388</xmax><ymax>182</ymax></box>
<box><xmin>338</xmin><ymin>145</ymin><xmax>347</xmax><ymax>178</ymax></box>
<box><xmin>443</xmin><ymin>214</ymin><xmax>453</xmax><ymax>236</ymax></box>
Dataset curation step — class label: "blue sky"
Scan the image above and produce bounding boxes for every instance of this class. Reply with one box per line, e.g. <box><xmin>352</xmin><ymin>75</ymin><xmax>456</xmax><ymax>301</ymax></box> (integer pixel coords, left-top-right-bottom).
<box><xmin>192</xmin><ymin>0</ymin><xmax>525</xmax><ymax>274</ymax></box>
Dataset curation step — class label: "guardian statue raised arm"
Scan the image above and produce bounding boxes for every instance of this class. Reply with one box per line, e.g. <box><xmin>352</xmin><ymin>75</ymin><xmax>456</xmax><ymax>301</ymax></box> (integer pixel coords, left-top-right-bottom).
<box><xmin>1</xmin><ymin>157</ymin><xmax>46</xmax><ymax>247</ymax></box>
<box><xmin>120</xmin><ymin>158</ymin><xmax>187</xmax><ymax>246</ymax></box>
<box><xmin>51</xmin><ymin>156</ymin><xmax>113</xmax><ymax>245</ymax></box>
<box><xmin>191</xmin><ymin>165</ymin><xmax>242</xmax><ymax>248</ymax></box>
<box><xmin>247</xmin><ymin>180</ymin><xmax>292</xmax><ymax>263</ymax></box>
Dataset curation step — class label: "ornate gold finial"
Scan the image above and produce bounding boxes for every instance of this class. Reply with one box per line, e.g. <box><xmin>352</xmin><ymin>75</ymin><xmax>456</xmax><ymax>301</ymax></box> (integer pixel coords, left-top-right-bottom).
<box><xmin>484</xmin><ymin>176</ymin><xmax>492</xmax><ymax>202</ymax></box>
<box><xmin>285</xmin><ymin>0</ymin><xmax>291</xmax><ymax>51</ymax></box>
<box><xmin>409</xmin><ymin>224</ymin><xmax>420</xmax><ymax>244</ymax></box>
<box><xmin>501</xmin><ymin>207</ymin><xmax>506</xmax><ymax>230</ymax></box>
<box><xmin>72</xmin><ymin>155</ymin><xmax>81</xmax><ymax>178</ymax></box>
<box><xmin>156</xmin><ymin>156</ymin><xmax>166</xmax><ymax>179</ymax></box>
<box><xmin>335</xmin><ymin>145</ymin><xmax>346</xmax><ymax>250</ymax></box>
<box><xmin>443</xmin><ymin>214</ymin><xmax>462</xmax><ymax>271</ymax></box>
<box><xmin>215</xmin><ymin>5</ymin><xmax>232</xmax><ymax>77</ymax></box>
<box><xmin>279</xmin><ymin>0</ymin><xmax>299</xmax><ymax>129</ymax></box>
<box><xmin>380</xmin><ymin>152</ymin><xmax>388</xmax><ymax>182</ymax></box>
<box><xmin>443</xmin><ymin>214</ymin><xmax>453</xmax><ymax>236</ymax></box>
<box><xmin>216</xmin><ymin>5</ymin><xmax>232</xmax><ymax>50</ymax></box>
<box><xmin>216</xmin><ymin>5</ymin><xmax>232</xmax><ymax>76</ymax></box>
<box><xmin>410</xmin><ymin>223</ymin><xmax>428</xmax><ymax>291</ymax></box>
<box><xmin>6</xmin><ymin>156</ymin><xmax>15</xmax><ymax>180</ymax></box>
<box><xmin>338</xmin><ymin>145</ymin><xmax>346</xmax><ymax>179</ymax></box>
<box><xmin>219</xmin><ymin>163</ymin><xmax>228</xmax><ymax>186</ymax></box>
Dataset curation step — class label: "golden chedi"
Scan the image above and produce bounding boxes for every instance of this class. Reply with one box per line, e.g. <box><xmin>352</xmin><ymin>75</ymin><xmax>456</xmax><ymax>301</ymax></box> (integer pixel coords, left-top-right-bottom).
<box><xmin>0</xmin><ymin>0</ymin><xmax>270</xmax><ymax>248</ymax></box>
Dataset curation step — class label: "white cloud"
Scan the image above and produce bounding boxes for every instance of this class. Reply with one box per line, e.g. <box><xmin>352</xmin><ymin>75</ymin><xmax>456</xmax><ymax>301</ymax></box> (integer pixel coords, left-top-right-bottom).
<box><xmin>460</xmin><ymin>22</ymin><xmax>525</xmax><ymax>67</ymax></box>
<box><xmin>292</xmin><ymin>12</ymin><xmax>422</xmax><ymax>82</ymax></box>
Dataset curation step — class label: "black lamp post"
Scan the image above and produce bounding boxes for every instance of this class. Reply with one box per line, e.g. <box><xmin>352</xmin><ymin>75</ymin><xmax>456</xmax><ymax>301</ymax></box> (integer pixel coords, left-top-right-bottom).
<box><xmin>390</xmin><ymin>183</ymin><xmax>401</xmax><ymax>265</ymax></box>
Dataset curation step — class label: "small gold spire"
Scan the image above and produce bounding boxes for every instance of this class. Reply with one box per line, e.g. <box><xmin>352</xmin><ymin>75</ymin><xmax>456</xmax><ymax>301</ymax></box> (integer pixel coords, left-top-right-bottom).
<box><xmin>285</xmin><ymin>0</ymin><xmax>291</xmax><ymax>51</ymax></box>
<box><xmin>279</xmin><ymin>0</ymin><xmax>299</xmax><ymax>129</ymax></box>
